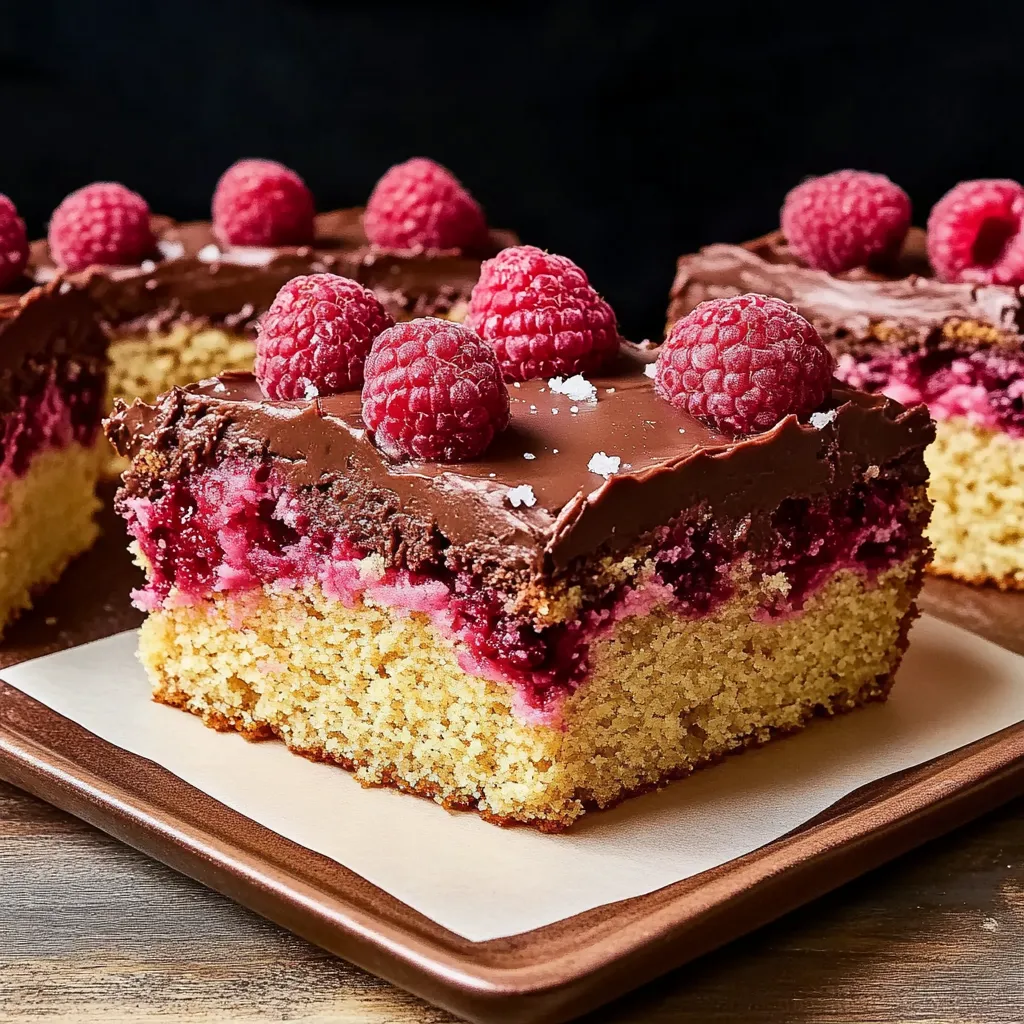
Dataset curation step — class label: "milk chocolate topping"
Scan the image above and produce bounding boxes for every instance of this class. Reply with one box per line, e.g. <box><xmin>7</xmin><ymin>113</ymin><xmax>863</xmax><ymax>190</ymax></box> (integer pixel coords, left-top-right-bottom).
<box><xmin>29</xmin><ymin>209</ymin><xmax>515</xmax><ymax>332</ymax></box>
<box><xmin>106</xmin><ymin>347</ymin><xmax>934</xmax><ymax>575</ymax></box>
<box><xmin>0</xmin><ymin>278</ymin><xmax>108</xmax><ymax>408</ymax></box>
<box><xmin>667</xmin><ymin>228</ymin><xmax>1024</xmax><ymax>345</ymax></box>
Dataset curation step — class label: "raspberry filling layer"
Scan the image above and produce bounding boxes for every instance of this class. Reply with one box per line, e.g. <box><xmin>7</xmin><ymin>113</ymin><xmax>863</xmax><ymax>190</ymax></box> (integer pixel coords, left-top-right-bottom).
<box><xmin>124</xmin><ymin>460</ymin><xmax>922</xmax><ymax>724</ymax></box>
<box><xmin>836</xmin><ymin>342</ymin><xmax>1024</xmax><ymax>437</ymax></box>
<box><xmin>0</xmin><ymin>361</ymin><xmax>104</xmax><ymax>486</ymax></box>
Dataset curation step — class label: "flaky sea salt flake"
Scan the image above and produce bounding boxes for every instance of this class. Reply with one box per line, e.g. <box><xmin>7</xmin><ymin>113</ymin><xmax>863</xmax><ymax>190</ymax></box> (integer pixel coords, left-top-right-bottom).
<box><xmin>588</xmin><ymin>452</ymin><xmax>621</xmax><ymax>478</ymax></box>
<box><xmin>548</xmin><ymin>374</ymin><xmax>598</xmax><ymax>403</ymax></box>
<box><xmin>506</xmin><ymin>484</ymin><xmax>537</xmax><ymax>508</ymax></box>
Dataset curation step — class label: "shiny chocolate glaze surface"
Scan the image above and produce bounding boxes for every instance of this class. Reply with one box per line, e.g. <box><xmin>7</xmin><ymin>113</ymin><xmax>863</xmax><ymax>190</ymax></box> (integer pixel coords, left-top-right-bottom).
<box><xmin>667</xmin><ymin>228</ymin><xmax>1024</xmax><ymax>349</ymax></box>
<box><xmin>29</xmin><ymin>209</ymin><xmax>516</xmax><ymax>332</ymax></box>
<box><xmin>106</xmin><ymin>346</ymin><xmax>934</xmax><ymax>576</ymax></box>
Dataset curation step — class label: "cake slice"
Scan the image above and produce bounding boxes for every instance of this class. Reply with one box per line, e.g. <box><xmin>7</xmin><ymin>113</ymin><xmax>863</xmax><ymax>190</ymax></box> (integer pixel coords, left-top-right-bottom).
<box><xmin>668</xmin><ymin>173</ymin><xmax>1024</xmax><ymax>589</ymax></box>
<box><xmin>32</xmin><ymin>161</ymin><xmax>515</xmax><ymax>415</ymax></box>
<box><xmin>105</xmin><ymin>273</ymin><xmax>933</xmax><ymax>829</ymax></box>
<box><xmin>0</xmin><ymin>279</ymin><xmax>107</xmax><ymax>635</ymax></box>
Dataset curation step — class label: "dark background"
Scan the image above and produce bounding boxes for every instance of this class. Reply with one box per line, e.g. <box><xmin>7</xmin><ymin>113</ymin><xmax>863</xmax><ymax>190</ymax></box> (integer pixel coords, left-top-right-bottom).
<box><xmin>2</xmin><ymin>0</ymin><xmax>1023</xmax><ymax>339</ymax></box>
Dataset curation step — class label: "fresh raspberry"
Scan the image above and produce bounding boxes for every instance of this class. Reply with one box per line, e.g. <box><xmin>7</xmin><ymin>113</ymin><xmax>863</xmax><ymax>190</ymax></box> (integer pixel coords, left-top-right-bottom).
<box><xmin>361</xmin><ymin>318</ymin><xmax>510</xmax><ymax>462</ymax></box>
<box><xmin>781</xmin><ymin>170</ymin><xmax>911</xmax><ymax>274</ymax></box>
<box><xmin>926</xmin><ymin>178</ymin><xmax>1024</xmax><ymax>285</ymax></box>
<box><xmin>363</xmin><ymin>157</ymin><xmax>488</xmax><ymax>252</ymax></box>
<box><xmin>255</xmin><ymin>273</ymin><xmax>394</xmax><ymax>398</ymax></box>
<box><xmin>0</xmin><ymin>194</ymin><xmax>28</xmax><ymax>288</ymax></box>
<box><xmin>465</xmin><ymin>245</ymin><xmax>621</xmax><ymax>381</ymax></box>
<box><xmin>655</xmin><ymin>294</ymin><xmax>834</xmax><ymax>436</ymax></box>
<box><xmin>213</xmin><ymin>158</ymin><xmax>316</xmax><ymax>247</ymax></box>
<box><xmin>48</xmin><ymin>182</ymin><xmax>155</xmax><ymax>271</ymax></box>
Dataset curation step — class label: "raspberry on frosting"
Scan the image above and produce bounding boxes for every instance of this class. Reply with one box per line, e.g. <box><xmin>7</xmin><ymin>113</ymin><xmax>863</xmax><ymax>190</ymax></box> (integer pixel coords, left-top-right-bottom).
<box><xmin>255</xmin><ymin>273</ymin><xmax>394</xmax><ymax>399</ymax></box>
<box><xmin>926</xmin><ymin>178</ymin><xmax>1024</xmax><ymax>285</ymax></box>
<box><xmin>655</xmin><ymin>293</ymin><xmax>835</xmax><ymax>436</ymax></box>
<box><xmin>781</xmin><ymin>170</ymin><xmax>911</xmax><ymax>274</ymax></box>
<box><xmin>48</xmin><ymin>182</ymin><xmax>155</xmax><ymax>272</ymax></box>
<box><xmin>0</xmin><ymin>194</ymin><xmax>28</xmax><ymax>288</ymax></box>
<box><xmin>465</xmin><ymin>245</ymin><xmax>621</xmax><ymax>381</ymax></box>
<box><xmin>361</xmin><ymin>318</ymin><xmax>510</xmax><ymax>462</ymax></box>
<box><xmin>213</xmin><ymin>158</ymin><xmax>316</xmax><ymax>247</ymax></box>
<box><xmin>363</xmin><ymin>158</ymin><xmax>488</xmax><ymax>253</ymax></box>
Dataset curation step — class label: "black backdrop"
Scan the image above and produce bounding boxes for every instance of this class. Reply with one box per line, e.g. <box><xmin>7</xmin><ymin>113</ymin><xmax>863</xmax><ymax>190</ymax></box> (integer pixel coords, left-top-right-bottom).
<box><xmin>3</xmin><ymin>0</ymin><xmax>1023</xmax><ymax>338</ymax></box>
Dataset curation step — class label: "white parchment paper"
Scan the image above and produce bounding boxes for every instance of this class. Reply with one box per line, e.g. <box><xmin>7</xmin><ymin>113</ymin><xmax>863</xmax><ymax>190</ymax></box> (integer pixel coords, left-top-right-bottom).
<box><xmin>2</xmin><ymin>614</ymin><xmax>1023</xmax><ymax>942</ymax></box>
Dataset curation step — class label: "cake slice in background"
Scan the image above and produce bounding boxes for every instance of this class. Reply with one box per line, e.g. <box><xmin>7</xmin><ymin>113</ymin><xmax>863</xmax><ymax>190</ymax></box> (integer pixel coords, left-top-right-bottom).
<box><xmin>0</xmin><ymin>192</ymin><xmax>107</xmax><ymax>635</ymax></box>
<box><xmin>668</xmin><ymin>171</ymin><xmax>1024</xmax><ymax>590</ymax></box>
<box><xmin>30</xmin><ymin>159</ymin><xmax>515</xmax><ymax>419</ymax></box>
<box><xmin>105</xmin><ymin>264</ymin><xmax>934</xmax><ymax>830</ymax></box>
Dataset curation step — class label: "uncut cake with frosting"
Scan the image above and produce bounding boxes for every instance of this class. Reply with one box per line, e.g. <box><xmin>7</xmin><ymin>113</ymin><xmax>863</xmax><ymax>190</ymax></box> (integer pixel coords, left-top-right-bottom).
<box><xmin>0</xmin><ymin>194</ymin><xmax>106</xmax><ymax>635</ymax></box>
<box><xmin>106</xmin><ymin>246</ymin><xmax>934</xmax><ymax>830</ymax></box>
<box><xmin>668</xmin><ymin>171</ymin><xmax>1024</xmax><ymax>589</ymax></box>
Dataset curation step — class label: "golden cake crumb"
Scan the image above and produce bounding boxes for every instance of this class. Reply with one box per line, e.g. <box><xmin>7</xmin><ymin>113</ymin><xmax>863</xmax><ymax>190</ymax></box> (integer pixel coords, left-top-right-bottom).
<box><xmin>925</xmin><ymin>418</ymin><xmax>1024</xmax><ymax>589</ymax></box>
<box><xmin>139</xmin><ymin>558</ymin><xmax>921</xmax><ymax>830</ymax></box>
<box><xmin>104</xmin><ymin>325</ymin><xmax>255</xmax><ymax>474</ymax></box>
<box><xmin>0</xmin><ymin>441</ymin><xmax>103</xmax><ymax>636</ymax></box>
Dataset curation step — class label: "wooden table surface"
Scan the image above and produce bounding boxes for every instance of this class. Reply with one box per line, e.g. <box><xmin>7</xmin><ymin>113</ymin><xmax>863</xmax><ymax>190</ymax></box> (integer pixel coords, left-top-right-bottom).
<box><xmin>1</xmin><ymin>778</ymin><xmax>1021</xmax><ymax>1022</ymax></box>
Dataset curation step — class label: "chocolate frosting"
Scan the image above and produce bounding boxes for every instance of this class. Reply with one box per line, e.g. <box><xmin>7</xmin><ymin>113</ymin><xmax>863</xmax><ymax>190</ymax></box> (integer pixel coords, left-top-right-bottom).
<box><xmin>667</xmin><ymin>228</ymin><xmax>1024</xmax><ymax>346</ymax></box>
<box><xmin>1</xmin><ymin>209</ymin><xmax>513</xmax><ymax>409</ymax></box>
<box><xmin>106</xmin><ymin>347</ymin><xmax>934</xmax><ymax>576</ymax></box>
<box><xmin>0</xmin><ymin>279</ymin><xmax>108</xmax><ymax>409</ymax></box>
<box><xmin>30</xmin><ymin>209</ymin><xmax>516</xmax><ymax>333</ymax></box>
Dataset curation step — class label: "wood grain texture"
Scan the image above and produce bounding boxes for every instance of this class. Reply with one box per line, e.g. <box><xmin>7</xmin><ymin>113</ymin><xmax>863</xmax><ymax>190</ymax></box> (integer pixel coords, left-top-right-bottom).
<box><xmin>1</xmin><ymin>780</ymin><xmax>1021</xmax><ymax>1023</ymax></box>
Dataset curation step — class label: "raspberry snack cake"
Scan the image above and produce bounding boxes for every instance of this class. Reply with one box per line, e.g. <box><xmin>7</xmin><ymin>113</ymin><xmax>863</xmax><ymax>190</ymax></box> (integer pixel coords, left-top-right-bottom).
<box><xmin>106</xmin><ymin>268</ymin><xmax>933</xmax><ymax>830</ymax></box>
<box><xmin>0</xmin><ymin>195</ymin><xmax>106</xmax><ymax>635</ymax></box>
<box><xmin>30</xmin><ymin>160</ymin><xmax>515</xmax><ymax>418</ymax></box>
<box><xmin>669</xmin><ymin>171</ymin><xmax>1024</xmax><ymax>589</ymax></box>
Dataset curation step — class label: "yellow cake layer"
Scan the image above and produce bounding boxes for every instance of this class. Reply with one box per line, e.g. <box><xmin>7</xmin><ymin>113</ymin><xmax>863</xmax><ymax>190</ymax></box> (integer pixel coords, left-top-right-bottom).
<box><xmin>0</xmin><ymin>441</ymin><xmax>102</xmax><ymax>636</ymax></box>
<box><xmin>104</xmin><ymin>325</ymin><xmax>256</xmax><ymax>475</ymax></box>
<box><xmin>107</xmin><ymin>324</ymin><xmax>256</xmax><ymax>409</ymax></box>
<box><xmin>139</xmin><ymin>558</ymin><xmax>920</xmax><ymax>830</ymax></box>
<box><xmin>925</xmin><ymin>418</ymin><xmax>1024</xmax><ymax>589</ymax></box>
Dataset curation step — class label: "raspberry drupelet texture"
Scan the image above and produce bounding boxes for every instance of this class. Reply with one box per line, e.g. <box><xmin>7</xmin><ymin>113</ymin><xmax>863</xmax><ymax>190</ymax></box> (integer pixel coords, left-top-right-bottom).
<box><xmin>465</xmin><ymin>245</ymin><xmax>621</xmax><ymax>381</ymax></box>
<box><xmin>0</xmin><ymin>194</ymin><xmax>28</xmax><ymax>288</ymax></box>
<box><xmin>362</xmin><ymin>158</ymin><xmax>488</xmax><ymax>253</ymax></box>
<box><xmin>255</xmin><ymin>273</ymin><xmax>394</xmax><ymax>399</ymax></box>
<box><xmin>926</xmin><ymin>178</ymin><xmax>1024</xmax><ymax>285</ymax></box>
<box><xmin>361</xmin><ymin>318</ymin><xmax>510</xmax><ymax>462</ymax></box>
<box><xmin>781</xmin><ymin>170</ymin><xmax>911</xmax><ymax>274</ymax></box>
<box><xmin>212</xmin><ymin>158</ymin><xmax>316</xmax><ymax>247</ymax></box>
<box><xmin>47</xmin><ymin>182</ymin><xmax>155</xmax><ymax>272</ymax></box>
<box><xmin>655</xmin><ymin>293</ymin><xmax>835</xmax><ymax>436</ymax></box>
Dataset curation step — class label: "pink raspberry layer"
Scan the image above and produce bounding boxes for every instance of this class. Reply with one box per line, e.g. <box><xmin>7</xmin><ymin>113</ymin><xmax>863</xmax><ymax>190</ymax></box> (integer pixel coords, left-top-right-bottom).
<box><xmin>836</xmin><ymin>343</ymin><xmax>1024</xmax><ymax>437</ymax></box>
<box><xmin>123</xmin><ymin>461</ymin><xmax>922</xmax><ymax>726</ymax></box>
<box><xmin>0</xmin><ymin>361</ymin><xmax>104</xmax><ymax>518</ymax></box>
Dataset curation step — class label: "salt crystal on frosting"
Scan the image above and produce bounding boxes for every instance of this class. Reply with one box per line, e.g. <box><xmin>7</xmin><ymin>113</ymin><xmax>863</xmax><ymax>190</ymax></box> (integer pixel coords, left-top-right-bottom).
<box><xmin>198</xmin><ymin>244</ymin><xmax>221</xmax><ymax>263</ymax></box>
<box><xmin>506</xmin><ymin>484</ymin><xmax>537</xmax><ymax>508</ymax></box>
<box><xmin>643</xmin><ymin>363</ymin><xmax>657</xmax><ymax>379</ymax></box>
<box><xmin>157</xmin><ymin>239</ymin><xmax>185</xmax><ymax>261</ymax></box>
<box><xmin>523</xmin><ymin>452</ymin><xmax>536</xmax><ymax>460</ymax></box>
<box><xmin>588</xmin><ymin>452</ymin><xmax>621</xmax><ymax>478</ymax></box>
<box><xmin>548</xmin><ymin>374</ymin><xmax>598</xmax><ymax>403</ymax></box>
<box><xmin>810</xmin><ymin>409</ymin><xmax>838</xmax><ymax>429</ymax></box>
